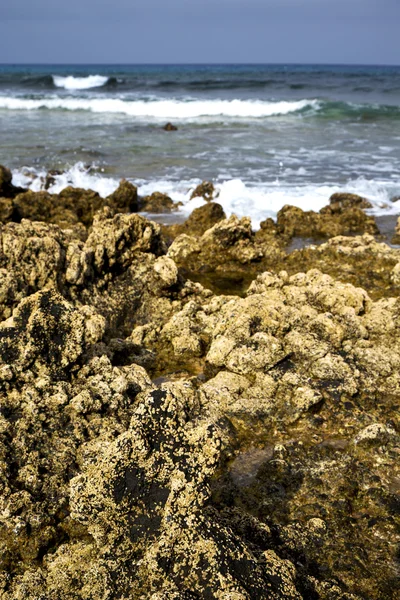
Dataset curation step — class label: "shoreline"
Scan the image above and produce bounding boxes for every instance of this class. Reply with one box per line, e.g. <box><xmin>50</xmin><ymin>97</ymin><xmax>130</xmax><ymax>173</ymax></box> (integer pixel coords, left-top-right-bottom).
<box><xmin>0</xmin><ymin>165</ymin><xmax>399</xmax><ymax>599</ymax></box>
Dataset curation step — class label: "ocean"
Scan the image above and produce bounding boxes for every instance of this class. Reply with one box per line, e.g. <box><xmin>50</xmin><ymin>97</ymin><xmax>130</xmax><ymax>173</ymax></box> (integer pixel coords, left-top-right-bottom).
<box><xmin>1</xmin><ymin>63</ymin><xmax>400</xmax><ymax>227</ymax></box>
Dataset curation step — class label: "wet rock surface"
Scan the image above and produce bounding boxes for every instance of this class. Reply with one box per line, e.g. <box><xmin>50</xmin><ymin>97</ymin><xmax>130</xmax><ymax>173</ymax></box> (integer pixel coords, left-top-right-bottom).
<box><xmin>0</xmin><ymin>165</ymin><xmax>399</xmax><ymax>599</ymax></box>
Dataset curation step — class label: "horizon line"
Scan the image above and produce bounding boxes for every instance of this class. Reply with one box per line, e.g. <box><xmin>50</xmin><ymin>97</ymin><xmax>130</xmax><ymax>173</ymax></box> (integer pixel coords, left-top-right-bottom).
<box><xmin>1</xmin><ymin>61</ymin><xmax>400</xmax><ymax>68</ymax></box>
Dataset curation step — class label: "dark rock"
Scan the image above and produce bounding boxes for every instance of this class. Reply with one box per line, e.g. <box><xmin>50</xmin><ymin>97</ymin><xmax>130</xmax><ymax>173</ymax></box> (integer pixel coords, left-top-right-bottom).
<box><xmin>184</xmin><ymin>201</ymin><xmax>226</xmax><ymax>235</ymax></box>
<box><xmin>0</xmin><ymin>164</ymin><xmax>26</xmax><ymax>198</ymax></box>
<box><xmin>58</xmin><ymin>187</ymin><xmax>104</xmax><ymax>227</ymax></box>
<box><xmin>13</xmin><ymin>187</ymin><xmax>104</xmax><ymax>229</ymax></box>
<box><xmin>0</xmin><ymin>198</ymin><xmax>14</xmax><ymax>223</ymax></box>
<box><xmin>163</xmin><ymin>122</ymin><xmax>178</xmax><ymax>131</ymax></box>
<box><xmin>322</xmin><ymin>192</ymin><xmax>373</xmax><ymax>214</ymax></box>
<box><xmin>44</xmin><ymin>169</ymin><xmax>62</xmax><ymax>190</ymax></box>
<box><xmin>277</xmin><ymin>203</ymin><xmax>378</xmax><ymax>239</ymax></box>
<box><xmin>106</xmin><ymin>179</ymin><xmax>139</xmax><ymax>213</ymax></box>
<box><xmin>190</xmin><ymin>181</ymin><xmax>216</xmax><ymax>202</ymax></box>
<box><xmin>140</xmin><ymin>191</ymin><xmax>180</xmax><ymax>213</ymax></box>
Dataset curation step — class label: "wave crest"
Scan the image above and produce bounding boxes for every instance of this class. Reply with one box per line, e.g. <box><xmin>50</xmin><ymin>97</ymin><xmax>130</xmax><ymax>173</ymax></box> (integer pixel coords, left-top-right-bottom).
<box><xmin>0</xmin><ymin>96</ymin><xmax>318</xmax><ymax>119</ymax></box>
<box><xmin>52</xmin><ymin>75</ymin><xmax>110</xmax><ymax>90</ymax></box>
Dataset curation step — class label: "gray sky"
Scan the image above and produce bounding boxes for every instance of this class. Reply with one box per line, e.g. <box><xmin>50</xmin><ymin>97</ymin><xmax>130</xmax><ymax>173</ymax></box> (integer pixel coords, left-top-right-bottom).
<box><xmin>1</xmin><ymin>0</ymin><xmax>399</xmax><ymax>64</ymax></box>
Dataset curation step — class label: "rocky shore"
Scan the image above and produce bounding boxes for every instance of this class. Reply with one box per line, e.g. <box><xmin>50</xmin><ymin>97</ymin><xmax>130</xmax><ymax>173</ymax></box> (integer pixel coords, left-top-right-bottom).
<box><xmin>0</xmin><ymin>165</ymin><xmax>399</xmax><ymax>599</ymax></box>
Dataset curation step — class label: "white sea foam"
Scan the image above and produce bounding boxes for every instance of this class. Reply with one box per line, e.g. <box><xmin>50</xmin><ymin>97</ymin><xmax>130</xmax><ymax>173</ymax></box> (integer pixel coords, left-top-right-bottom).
<box><xmin>11</xmin><ymin>164</ymin><xmax>400</xmax><ymax>229</ymax></box>
<box><xmin>0</xmin><ymin>96</ymin><xmax>319</xmax><ymax>120</ymax></box>
<box><xmin>12</xmin><ymin>163</ymin><xmax>120</xmax><ymax>198</ymax></box>
<box><xmin>52</xmin><ymin>75</ymin><xmax>109</xmax><ymax>90</ymax></box>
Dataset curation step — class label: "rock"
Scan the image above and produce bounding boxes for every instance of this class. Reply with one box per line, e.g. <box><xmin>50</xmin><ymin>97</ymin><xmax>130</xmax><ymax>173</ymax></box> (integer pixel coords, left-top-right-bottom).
<box><xmin>277</xmin><ymin>203</ymin><xmax>378</xmax><ymax>239</ymax></box>
<box><xmin>353</xmin><ymin>423</ymin><xmax>398</xmax><ymax>446</ymax></box>
<box><xmin>0</xmin><ymin>289</ymin><xmax>105</xmax><ymax>376</ymax></box>
<box><xmin>85</xmin><ymin>210</ymin><xmax>165</xmax><ymax>273</ymax></box>
<box><xmin>0</xmin><ymin>220</ymin><xmax>67</xmax><ymax>316</ymax></box>
<box><xmin>0</xmin><ymin>164</ymin><xmax>26</xmax><ymax>198</ymax></box>
<box><xmin>167</xmin><ymin>234</ymin><xmax>201</xmax><ymax>262</ymax></box>
<box><xmin>391</xmin><ymin>215</ymin><xmax>400</xmax><ymax>244</ymax></box>
<box><xmin>13</xmin><ymin>190</ymin><xmax>62</xmax><ymax>223</ymax></box>
<box><xmin>190</xmin><ymin>181</ymin><xmax>217</xmax><ymax>202</ymax></box>
<box><xmin>0</xmin><ymin>179</ymin><xmax>399</xmax><ymax>599</ymax></box>
<box><xmin>153</xmin><ymin>256</ymin><xmax>179</xmax><ymax>288</ymax></box>
<box><xmin>162</xmin><ymin>201</ymin><xmax>226</xmax><ymax>245</ymax></box>
<box><xmin>163</xmin><ymin>122</ymin><xmax>178</xmax><ymax>131</ymax></box>
<box><xmin>140</xmin><ymin>191</ymin><xmax>180</xmax><ymax>213</ymax></box>
<box><xmin>57</xmin><ymin>187</ymin><xmax>104</xmax><ymax>227</ymax></box>
<box><xmin>171</xmin><ymin>215</ymin><xmax>263</xmax><ymax>274</ymax></box>
<box><xmin>44</xmin><ymin>169</ymin><xmax>62</xmax><ymax>190</ymax></box>
<box><xmin>324</xmin><ymin>192</ymin><xmax>373</xmax><ymax>212</ymax></box>
<box><xmin>0</xmin><ymin>291</ymin><xmax>309</xmax><ymax>599</ymax></box>
<box><xmin>184</xmin><ymin>201</ymin><xmax>226</xmax><ymax>235</ymax></box>
<box><xmin>106</xmin><ymin>179</ymin><xmax>139</xmax><ymax>213</ymax></box>
<box><xmin>13</xmin><ymin>187</ymin><xmax>104</xmax><ymax>229</ymax></box>
<box><xmin>286</xmin><ymin>234</ymin><xmax>400</xmax><ymax>299</ymax></box>
<box><xmin>0</xmin><ymin>198</ymin><xmax>14</xmax><ymax>223</ymax></box>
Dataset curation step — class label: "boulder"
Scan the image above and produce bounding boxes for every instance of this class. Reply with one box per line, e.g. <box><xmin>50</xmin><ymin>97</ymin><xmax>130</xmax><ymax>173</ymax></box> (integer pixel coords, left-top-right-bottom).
<box><xmin>323</xmin><ymin>192</ymin><xmax>373</xmax><ymax>213</ymax></box>
<box><xmin>277</xmin><ymin>203</ymin><xmax>378</xmax><ymax>239</ymax></box>
<box><xmin>140</xmin><ymin>191</ymin><xmax>180</xmax><ymax>213</ymax></box>
<box><xmin>106</xmin><ymin>179</ymin><xmax>139</xmax><ymax>213</ymax></box>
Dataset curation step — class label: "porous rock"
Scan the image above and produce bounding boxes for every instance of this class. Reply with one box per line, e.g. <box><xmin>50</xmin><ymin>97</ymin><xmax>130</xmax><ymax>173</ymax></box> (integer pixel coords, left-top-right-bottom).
<box><xmin>0</xmin><ymin>172</ymin><xmax>399</xmax><ymax>598</ymax></box>
<box><xmin>276</xmin><ymin>203</ymin><xmax>378</xmax><ymax>239</ymax></box>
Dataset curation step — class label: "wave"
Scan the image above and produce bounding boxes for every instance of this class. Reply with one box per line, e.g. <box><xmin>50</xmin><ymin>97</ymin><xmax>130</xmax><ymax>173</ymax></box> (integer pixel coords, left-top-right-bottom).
<box><xmin>52</xmin><ymin>75</ymin><xmax>110</xmax><ymax>90</ymax></box>
<box><xmin>11</xmin><ymin>164</ymin><xmax>400</xmax><ymax>229</ymax></box>
<box><xmin>313</xmin><ymin>100</ymin><xmax>400</xmax><ymax>121</ymax></box>
<box><xmin>1</xmin><ymin>93</ymin><xmax>400</xmax><ymax>121</ymax></box>
<box><xmin>0</xmin><ymin>96</ymin><xmax>319</xmax><ymax>119</ymax></box>
<box><xmin>12</xmin><ymin>163</ymin><xmax>120</xmax><ymax>198</ymax></box>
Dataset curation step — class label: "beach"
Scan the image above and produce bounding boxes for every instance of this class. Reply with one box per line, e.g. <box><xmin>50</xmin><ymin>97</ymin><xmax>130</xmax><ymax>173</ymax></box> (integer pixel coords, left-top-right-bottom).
<box><xmin>0</xmin><ymin>64</ymin><xmax>399</xmax><ymax>599</ymax></box>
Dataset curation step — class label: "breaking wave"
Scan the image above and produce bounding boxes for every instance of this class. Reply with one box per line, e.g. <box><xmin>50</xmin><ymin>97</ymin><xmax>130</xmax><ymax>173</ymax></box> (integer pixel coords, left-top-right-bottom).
<box><xmin>52</xmin><ymin>75</ymin><xmax>110</xmax><ymax>90</ymax></box>
<box><xmin>0</xmin><ymin>96</ymin><xmax>319</xmax><ymax>119</ymax></box>
<box><xmin>11</xmin><ymin>163</ymin><xmax>399</xmax><ymax>229</ymax></box>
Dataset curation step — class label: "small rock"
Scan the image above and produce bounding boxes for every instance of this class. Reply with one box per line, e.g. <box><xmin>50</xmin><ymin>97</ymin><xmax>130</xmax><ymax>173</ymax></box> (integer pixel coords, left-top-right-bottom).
<box><xmin>140</xmin><ymin>191</ymin><xmax>179</xmax><ymax>213</ymax></box>
<box><xmin>190</xmin><ymin>181</ymin><xmax>217</xmax><ymax>202</ymax></box>
<box><xmin>163</xmin><ymin>122</ymin><xmax>178</xmax><ymax>131</ymax></box>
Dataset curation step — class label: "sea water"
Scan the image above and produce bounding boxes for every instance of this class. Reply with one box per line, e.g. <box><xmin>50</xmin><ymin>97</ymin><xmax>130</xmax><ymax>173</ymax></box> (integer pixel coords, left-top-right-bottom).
<box><xmin>1</xmin><ymin>63</ymin><xmax>400</xmax><ymax>227</ymax></box>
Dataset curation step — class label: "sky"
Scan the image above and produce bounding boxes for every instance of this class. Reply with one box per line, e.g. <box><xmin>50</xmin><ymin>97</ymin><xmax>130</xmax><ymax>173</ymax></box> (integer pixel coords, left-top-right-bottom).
<box><xmin>1</xmin><ymin>0</ymin><xmax>399</xmax><ymax>65</ymax></box>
